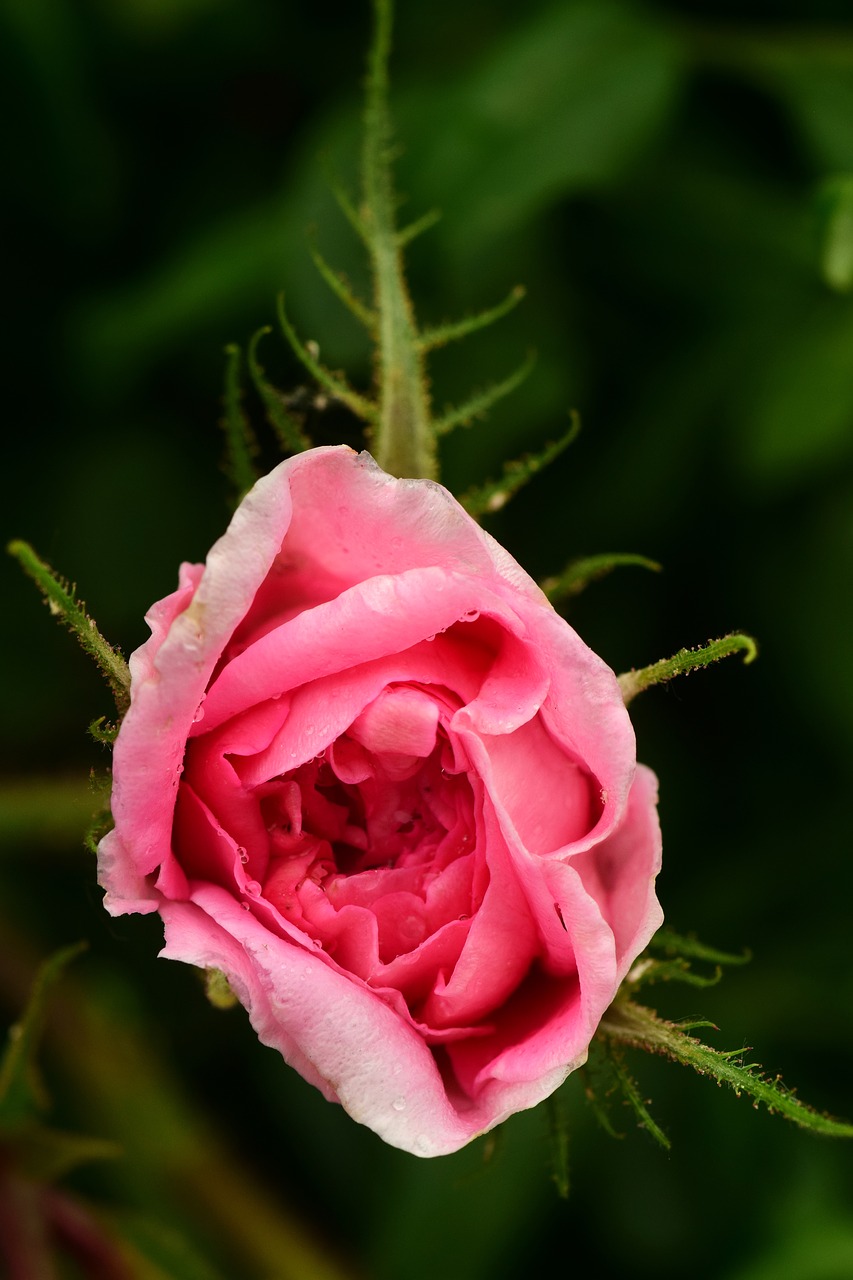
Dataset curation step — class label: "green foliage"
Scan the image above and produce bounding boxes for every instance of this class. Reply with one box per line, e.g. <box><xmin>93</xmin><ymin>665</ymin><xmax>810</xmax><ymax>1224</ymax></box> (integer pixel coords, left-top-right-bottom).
<box><xmin>5</xmin><ymin>0</ymin><xmax>853</xmax><ymax>1274</ymax></box>
<box><xmin>0</xmin><ymin>942</ymin><xmax>87</xmax><ymax>1127</ymax></box>
<box><xmin>0</xmin><ymin>943</ymin><xmax>120</xmax><ymax>1185</ymax></box>
<box><xmin>817</xmin><ymin>174</ymin><xmax>853</xmax><ymax>292</ymax></box>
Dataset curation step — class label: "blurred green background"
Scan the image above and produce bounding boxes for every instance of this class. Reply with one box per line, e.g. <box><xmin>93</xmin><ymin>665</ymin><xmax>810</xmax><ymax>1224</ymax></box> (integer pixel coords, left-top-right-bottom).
<box><xmin>2</xmin><ymin>0</ymin><xmax>853</xmax><ymax>1276</ymax></box>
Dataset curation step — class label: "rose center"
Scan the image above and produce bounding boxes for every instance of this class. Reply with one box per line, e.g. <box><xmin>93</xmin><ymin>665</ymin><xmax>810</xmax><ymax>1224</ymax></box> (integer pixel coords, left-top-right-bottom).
<box><xmin>257</xmin><ymin>685</ymin><xmax>478</xmax><ymax>966</ymax></box>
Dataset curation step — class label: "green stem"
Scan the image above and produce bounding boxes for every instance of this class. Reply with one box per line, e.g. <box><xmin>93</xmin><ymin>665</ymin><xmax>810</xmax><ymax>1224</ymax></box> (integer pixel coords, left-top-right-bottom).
<box><xmin>362</xmin><ymin>0</ymin><xmax>436</xmax><ymax>480</ymax></box>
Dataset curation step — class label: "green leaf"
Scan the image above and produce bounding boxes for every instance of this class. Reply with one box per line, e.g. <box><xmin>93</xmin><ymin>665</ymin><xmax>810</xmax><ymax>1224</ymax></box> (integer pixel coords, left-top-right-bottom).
<box><xmin>817</xmin><ymin>175</ymin><xmax>853</xmax><ymax>292</ymax></box>
<box><xmin>5</xmin><ymin>1124</ymin><xmax>120</xmax><ymax>1182</ymax></box>
<box><xmin>413</xmin><ymin>0</ymin><xmax>682</xmax><ymax>271</ymax></box>
<box><xmin>733</xmin><ymin>300</ymin><xmax>853</xmax><ymax>489</ymax></box>
<box><xmin>0</xmin><ymin>942</ymin><xmax>87</xmax><ymax>1127</ymax></box>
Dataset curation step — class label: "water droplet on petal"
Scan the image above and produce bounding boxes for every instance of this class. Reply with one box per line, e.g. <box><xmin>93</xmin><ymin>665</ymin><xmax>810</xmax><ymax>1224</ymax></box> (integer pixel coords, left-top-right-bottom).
<box><xmin>192</xmin><ymin>703</ymin><xmax>205</xmax><ymax>723</ymax></box>
<box><xmin>458</xmin><ymin>913</ymin><xmax>470</xmax><ymax>922</ymax></box>
<box><xmin>237</xmin><ymin>847</ymin><xmax>249</xmax><ymax>864</ymax></box>
<box><xmin>392</xmin><ymin>1097</ymin><xmax>406</xmax><ymax>1112</ymax></box>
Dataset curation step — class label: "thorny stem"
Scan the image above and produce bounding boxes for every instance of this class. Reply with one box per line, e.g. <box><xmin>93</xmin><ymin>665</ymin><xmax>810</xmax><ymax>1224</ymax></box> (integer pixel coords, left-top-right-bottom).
<box><xmin>362</xmin><ymin>0</ymin><xmax>436</xmax><ymax>480</ymax></box>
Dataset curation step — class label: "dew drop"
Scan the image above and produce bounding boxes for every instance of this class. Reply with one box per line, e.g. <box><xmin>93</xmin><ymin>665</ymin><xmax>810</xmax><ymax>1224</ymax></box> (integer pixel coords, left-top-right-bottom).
<box><xmin>424</xmin><ymin>634</ymin><xmax>436</xmax><ymax>643</ymax></box>
<box><xmin>192</xmin><ymin>703</ymin><xmax>205</xmax><ymax>724</ymax></box>
<box><xmin>241</xmin><ymin>903</ymin><xmax>251</xmax><ymax>911</ymax></box>
<box><xmin>460</xmin><ymin>609</ymin><xmax>480</xmax><ymax>623</ymax></box>
<box><xmin>458</xmin><ymin>913</ymin><xmax>470</xmax><ymax>922</ymax></box>
<box><xmin>392</xmin><ymin>1096</ymin><xmax>406</xmax><ymax>1112</ymax></box>
<box><xmin>237</xmin><ymin>847</ymin><xmax>249</xmax><ymax>864</ymax></box>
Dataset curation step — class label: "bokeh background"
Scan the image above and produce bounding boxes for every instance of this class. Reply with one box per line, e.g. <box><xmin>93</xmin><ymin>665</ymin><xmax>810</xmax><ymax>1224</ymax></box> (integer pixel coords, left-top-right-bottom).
<box><xmin>2</xmin><ymin>0</ymin><xmax>853</xmax><ymax>1276</ymax></box>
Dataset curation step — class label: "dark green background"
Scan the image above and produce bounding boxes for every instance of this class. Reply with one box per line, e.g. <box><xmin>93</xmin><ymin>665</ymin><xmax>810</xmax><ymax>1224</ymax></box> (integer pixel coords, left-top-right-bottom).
<box><xmin>2</xmin><ymin>0</ymin><xmax>852</xmax><ymax>1276</ymax></box>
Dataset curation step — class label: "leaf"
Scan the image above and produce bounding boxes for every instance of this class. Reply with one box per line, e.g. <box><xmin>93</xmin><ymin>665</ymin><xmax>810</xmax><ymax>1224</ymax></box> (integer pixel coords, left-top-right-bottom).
<box><xmin>410</xmin><ymin>0</ymin><xmax>683</xmax><ymax>270</ymax></box>
<box><xmin>0</xmin><ymin>942</ymin><xmax>87</xmax><ymax>1128</ymax></box>
<box><xmin>817</xmin><ymin>174</ymin><xmax>853</xmax><ymax>292</ymax></box>
<box><xmin>5</xmin><ymin>1124</ymin><xmax>120</xmax><ymax>1182</ymax></box>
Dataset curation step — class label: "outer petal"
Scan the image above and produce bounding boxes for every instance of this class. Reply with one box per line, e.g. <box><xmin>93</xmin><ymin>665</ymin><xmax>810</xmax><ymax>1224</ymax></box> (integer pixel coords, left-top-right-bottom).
<box><xmin>160</xmin><ymin>887</ymin><xmax>559</xmax><ymax>1156</ymax></box>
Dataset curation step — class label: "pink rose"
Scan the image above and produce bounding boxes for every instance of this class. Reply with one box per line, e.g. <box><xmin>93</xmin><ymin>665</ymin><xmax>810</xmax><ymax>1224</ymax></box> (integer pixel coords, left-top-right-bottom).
<box><xmin>98</xmin><ymin>445</ymin><xmax>662</xmax><ymax>1156</ymax></box>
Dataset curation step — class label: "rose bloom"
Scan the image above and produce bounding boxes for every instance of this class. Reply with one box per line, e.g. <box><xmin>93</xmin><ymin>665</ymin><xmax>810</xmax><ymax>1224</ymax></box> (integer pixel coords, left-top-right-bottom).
<box><xmin>98</xmin><ymin>446</ymin><xmax>662</xmax><ymax>1156</ymax></box>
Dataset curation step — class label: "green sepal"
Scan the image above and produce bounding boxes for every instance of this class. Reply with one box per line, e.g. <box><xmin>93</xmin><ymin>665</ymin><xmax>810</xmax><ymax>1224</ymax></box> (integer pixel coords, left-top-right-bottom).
<box><xmin>433</xmin><ymin>352</ymin><xmax>535</xmax><ymax>437</ymax></box>
<box><xmin>247</xmin><ymin>327</ymin><xmax>312</xmax><ymax>456</ymax></box>
<box><xmin>202</xmin><ymin>969</ymin><xmax>239</xmax><ymax>1011</ymax></box>
<box><xmin>625</xmin><ymin>927</ymin><xmax>750</xmax><ymax>992</ymax></box>
<box><xmin>0</xmin><ymin>942</ymin><xmax>87</xmax><ymax>1128</ymax></box>
<box><xmin>7</xmin><ymin>541</ymin><xmax>130</xmax><ymax>717</ymax></box>
<box><xmin>309</xmin><ymin>244</ymin><xmax>377</xmax><ymax>332</ymax></box>
<box><xmin>417</xmin><ymin>285</ymin><xmax>525</xmax><ymax>353</ymax></box>
<box><xmin>221</xmin><ymin>343</ymin><xmax>260</xmax><ymax>504</ymax></box>
<box><xmin>599</xmin><ymin>999</ymin><xmax>853</xmax><ymax>1140</ymax></box>
<box><xmin>458</xmin><ymin>412</ymin><xmax>579</xmax><ymax>518</ymax></box>
<box><xmin>277</xmin><ymin>294</ymin><xmax>376</xmax><ymax>423</ymax></box>
<box><xmin>89</xmin><ymin>715</ymin><xmax>119</xmax><ymax>744</ymax></box>
<box><xmin>618</xmin><ymin>633</ymin><xmax>758</xmax><ymax>705</ymax></box>
<box><xmin>396</xmin><ymin>207</ymin><xmax>441</xmax><ymax>247</ymax></box>
<box><xmin>581</xmin><ymin>1036</ymin><xmax>669</xmax><ymax>1148</ymax></box>
<box><xmin>542</xmin><ymin>552</ymin><xmax>661</xmax><ymax>605</ymax></box>
<box><xmin>545</xmin><ymin>1093</ymin><xmax>571</xmax><ymax>1199</ymax></box>
<box><xmin>647</xmin><ymin>927</ymin><xmax>750</xmax><ymax>969</ymax></box>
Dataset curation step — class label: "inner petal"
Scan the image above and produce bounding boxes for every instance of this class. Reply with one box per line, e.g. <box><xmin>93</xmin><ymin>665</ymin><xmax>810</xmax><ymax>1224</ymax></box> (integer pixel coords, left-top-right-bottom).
<box><xmin>349</xmin><ymin>686</ymin><xmax>440</xmax><ymax>761</ymax></box>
